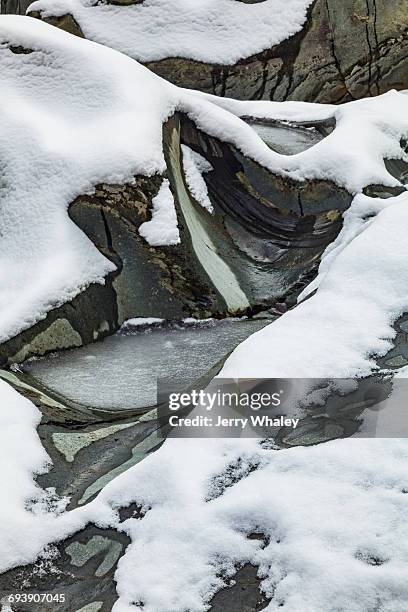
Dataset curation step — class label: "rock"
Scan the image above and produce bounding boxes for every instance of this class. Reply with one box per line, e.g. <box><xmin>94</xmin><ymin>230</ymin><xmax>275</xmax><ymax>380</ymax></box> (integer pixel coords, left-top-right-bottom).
<box><xmin>27</xmin><ymin>0</ymin><xmax>408</xmax><ymax>102</ymax></box>
<box><xmin>385</xmin><ymin>355</ymin><xmax>408</xmax><ymax>368</ymax></box>
<box><xmin>149</xmin><ymin>0</ymin><xmax>408</xmax><ymax>101</ymax></box>
<box><xmin>0</xmin><ymin>525</ymin><xmax>130</xmax><ymax>612</ymax></box>
<box><xmin>30</xmin><ymin>11</ymin><xmax>84</xmax><ymax>37</ymax></box>
<box><xmin>163</xmin><ymin>113</ymin><xmax>351</xmax><ymax>313</ymax></box>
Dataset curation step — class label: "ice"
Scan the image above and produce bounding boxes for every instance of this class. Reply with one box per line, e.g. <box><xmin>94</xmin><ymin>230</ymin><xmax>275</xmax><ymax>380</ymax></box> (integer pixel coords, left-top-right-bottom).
<box><xmin>250</xmin><ymin>122</ymin><xmax>323</xmax><ymax>155</ymax></box>
<box><xmin>138</xmin><ymin>179</ymin><xmax>180</xmax><ymax>246</ymax></box>
<box><xmin>22</xmin><ymin>319</ymin><xmax>268</xmax><ymax>410</ymax></box>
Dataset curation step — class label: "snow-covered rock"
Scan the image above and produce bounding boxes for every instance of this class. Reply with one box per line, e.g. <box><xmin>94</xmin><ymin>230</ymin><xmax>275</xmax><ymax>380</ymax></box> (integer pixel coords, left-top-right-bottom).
<box><xmin>26</xmin><ymin>0</ymin><xmax>408</xmax><ymax>103</ymax></box>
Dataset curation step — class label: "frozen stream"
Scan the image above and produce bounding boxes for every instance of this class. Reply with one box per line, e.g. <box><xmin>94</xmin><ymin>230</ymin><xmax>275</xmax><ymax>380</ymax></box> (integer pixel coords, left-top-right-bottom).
<box><xmin>22</xmin><ymin>318</ymin><xmax>269</xmax><ymax>411</ymax></box>
<box><xmin>251</xmin><ymin>122</ymin><xmax>323</xmax><ymax>155</ymax></box>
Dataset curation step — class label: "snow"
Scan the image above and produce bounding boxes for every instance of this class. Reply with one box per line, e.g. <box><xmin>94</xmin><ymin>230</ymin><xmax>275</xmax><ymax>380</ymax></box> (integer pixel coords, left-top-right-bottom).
<box><xmin>138</xmin><ymin>179</ymin><xmax>180</xmax><ymax>246</ymax></box>
<box><xmin>0</xmin><ymin>379</ymin><xmax>49</xmax><ymax>565</ymax></box>
<box><xmin>0</xmin><ymin>17</ymin><xmax>407</xmax><ymax>342</ymax></box>
<box><xmin>181</xmin><ymin>145</ymin><xmax>213</xmax><ymax>213</ymax></box>
<box><xmin>27</xmin><ymin>0</ymin><xmax>314</xmax><ymax>65</ymax></box>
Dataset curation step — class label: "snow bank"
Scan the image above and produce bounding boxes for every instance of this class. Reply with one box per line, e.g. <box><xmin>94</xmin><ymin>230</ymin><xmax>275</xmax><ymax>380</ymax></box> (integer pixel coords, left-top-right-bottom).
<box><xmin>0</xmin><ymin>379</ymin><xmax>90</xmax><ymax>570</ymax></box>
<box><xmin>27</xmin><ymin>0</ymin><xmax>313</xmax><ymax>65</ymax></box>
<box><xmin>93</xmin><ymin>436</ymin><xmax>408</xmax><ymax>612</ymax></box>
<box><xmin>186</xmin><ymin>89</ymin><xmax>408</xmax><ymax>194</ymax></box>
<box><xmin>0</xmin><ymin>379</ymin><xmax>49</xmax><ymax>565</ymax></box>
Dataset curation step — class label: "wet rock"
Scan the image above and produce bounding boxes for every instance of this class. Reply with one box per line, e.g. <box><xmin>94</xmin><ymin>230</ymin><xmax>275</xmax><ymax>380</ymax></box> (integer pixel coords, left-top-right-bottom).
<box><xmin>384</xmin><ymin>158</ymin><xmax>408</xmax><ymax>185</ymax></box>
<box><xmin>385</xmin><ymin>355</ymin><xmax>408</xmax><ymax>368</ymax></box>
<box><xmin>363</xmin><ymin>183</ymin><xmax>406</xmax><ymax>199</ymax></box>
<box><xmin>377</xmin><ymin>313</ymin><xmax>408</xmax><ymax>371</ymax></box>
<box><xmin>69</xmin><ymin>175</ymin><xmax>227</xmax><ymax>323</ymax></box>
<box><xmin>169</xmin><ymin>114</ymin><xmax>351</xmax><ymax>307</ymax></box>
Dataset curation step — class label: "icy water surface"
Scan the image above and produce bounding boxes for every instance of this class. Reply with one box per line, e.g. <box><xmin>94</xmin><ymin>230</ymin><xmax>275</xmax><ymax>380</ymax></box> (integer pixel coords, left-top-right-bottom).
<box><xmin>251</xmin><ymin>122</ymin><xmax>322</xmax><ymax>155</ymax></box>
<box><xmin>22</xmin><ymin>319</ymin><xmax>269</xmax><ymax>410</ymax></box>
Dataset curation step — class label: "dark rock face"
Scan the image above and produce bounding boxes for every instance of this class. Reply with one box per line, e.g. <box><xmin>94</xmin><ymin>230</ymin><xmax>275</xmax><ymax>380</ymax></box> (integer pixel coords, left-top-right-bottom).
<box><xmin>70</xmin><ymin>115</ymin><xmax>350</xmax><ymax>325</ymax></box>
<box><xmin>209</xmin><ymin>563</ymin><xmax>271</xmax><ymax>612</ymax></box>
<box><xmin>26</xmin><ymin>0</ymin><xmax>408</xmax><ymax>102</ymax></box>
<box><xmin>147</xmin><ymin>0</ymin><xmax>408</xmax><ymax>102</ymax></box>
<box><xmin>69</xmin><ymin>175</ymin><xmax>227</xmax><ymax>325</ymax></box>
